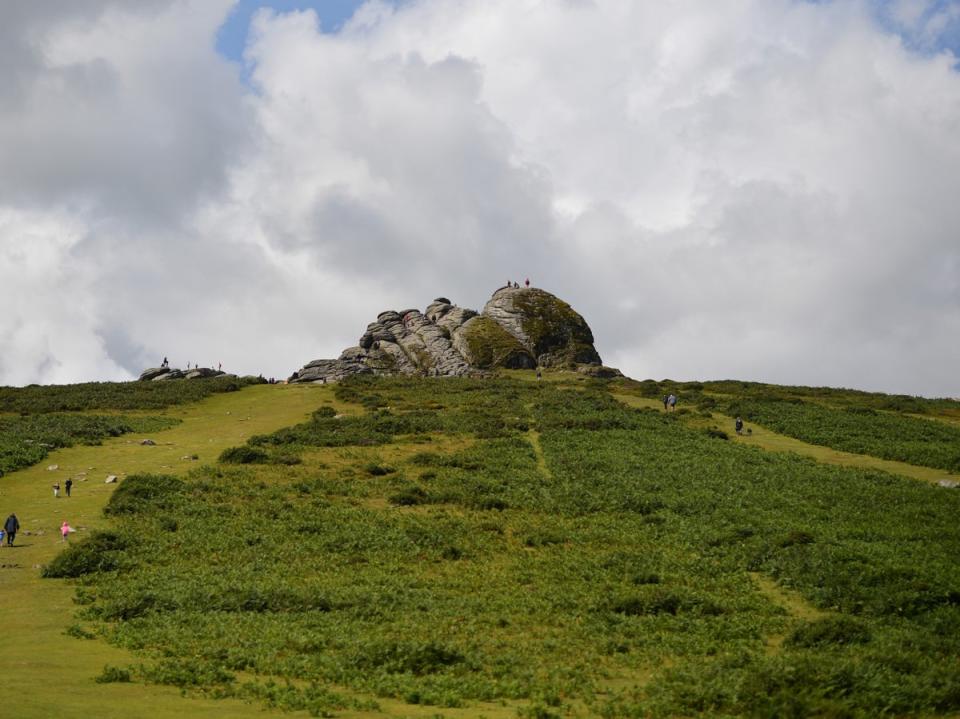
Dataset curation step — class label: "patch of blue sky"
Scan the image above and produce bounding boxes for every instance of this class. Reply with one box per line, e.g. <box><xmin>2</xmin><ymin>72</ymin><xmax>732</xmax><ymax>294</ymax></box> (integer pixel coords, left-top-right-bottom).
<box><xmin>806</xmin><ymin>0</ymin><xmax>959</xmax><ymax>60</ymax></box>
<box><xmin>216</xmin><ymin>0</ymin><xmax>373</xmax><ymax>65</ymax></box>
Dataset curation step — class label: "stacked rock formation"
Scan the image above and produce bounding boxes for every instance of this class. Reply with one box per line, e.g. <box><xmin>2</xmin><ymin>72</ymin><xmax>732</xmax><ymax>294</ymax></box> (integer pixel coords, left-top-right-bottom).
<box><xmin>138</xmin><ymin>366</ymin><xmax>229</xmax><ymax>381</ymax></box>
<box><xmin>290</xmin><ymin>286</ymin><xmax>619</xmax><ymax>383</ymax></box>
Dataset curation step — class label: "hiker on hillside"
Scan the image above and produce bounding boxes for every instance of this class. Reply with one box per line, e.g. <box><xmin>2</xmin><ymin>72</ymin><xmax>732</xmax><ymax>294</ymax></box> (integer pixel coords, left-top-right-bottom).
<box><xmin>65</xmin><ymin>478</ymin><xmax>73</xmax><ymax>497</ymax></box>
<box><xmin>162</xmin><ymin>356</ymin><xmax>168</xmax><ymax>367</ymax></box>
<box><xmin>60</xmin><ymin>521</ymin><xmax>71</xmax><ymax>543</ymax></box>
<box><xmin>735</xmin><ymin>417</ymin><xmax>744</xmax><ymax>435</ymax></box>
<box><xmin>52</xmin><ymin>482</ymin><xmax>60</xmax><ymax>498</ymax></box>
<box><xmin>4</xmin><ymin>514</ymin><xmax>19</xmax><ymax>546</ymax></box>
<box><xmin>525</xmin><ymin>278</ymin><xmax>530</xmax><ymax>287</ymax></box>
<box><xmin>536</xmin><ymin>369</ymin><xmax>542</xmax><ymax>381</ymax></box>
<box><xmin>667</xmin><ymin>393</ymin><xmax>677</xmax><ymax>411</ymax></box>
<box><xmin>662</xmin><ymin>395</ymin><xmax>669</xmax><ymax>411</ymax></box>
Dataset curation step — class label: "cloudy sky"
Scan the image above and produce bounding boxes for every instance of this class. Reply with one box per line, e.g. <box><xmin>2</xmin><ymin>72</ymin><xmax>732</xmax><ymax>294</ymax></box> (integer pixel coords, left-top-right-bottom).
<box><xmin>1</xmin><ymin>0</ymin><xmax>958</xmax><ymax>396</ymax></box>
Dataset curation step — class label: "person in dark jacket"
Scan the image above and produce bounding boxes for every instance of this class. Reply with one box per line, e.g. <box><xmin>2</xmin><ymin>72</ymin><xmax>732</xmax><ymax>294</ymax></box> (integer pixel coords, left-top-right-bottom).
<box><xmin>4</xmin><ymin>514</ymin><xmax>19</xmax><ymax>546</ymax></box>
<box><xmin>65</xmin><ymin>478</ymin><xmax>73</xmax><ymax>497</ymax></box>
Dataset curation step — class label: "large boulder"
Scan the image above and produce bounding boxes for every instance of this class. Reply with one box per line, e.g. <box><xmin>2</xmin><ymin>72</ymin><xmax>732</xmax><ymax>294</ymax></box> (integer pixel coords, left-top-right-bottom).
<box><xmin>139</xmin><ymin>367</ymin><xmax>170</xmax><ymax>381</ymax></box>
<box><xmin>482</xmin><ymin>287</ymin><xmax>601</xmax><ymax>368</ymax></box>
<box><xmin>290</xmin><ymin>286</ymin><xmax>611</xmax><ymax>383</ymax></box>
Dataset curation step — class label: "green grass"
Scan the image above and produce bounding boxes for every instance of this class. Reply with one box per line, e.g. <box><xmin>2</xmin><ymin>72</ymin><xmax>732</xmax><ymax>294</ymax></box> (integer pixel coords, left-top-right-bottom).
<box><xmin>0</xmin><ymin>383</ymin><xmax>336</xmax><ymax>719</ymax></box>
<box><xmin>0</xmin><ymin>413</ymin><xmax>178</xmax><ymax>476</ymax></box>
<box><xmin>41</xmin><ymin>375</ymin><xmax>960</xmax><ymax>718</ymax></box>
<box><xmin>0</xmin><ymin>375</ymin><xmax>256</xmax><ymax>413</ymax></box>
<box><xmin>723</xmin><ymin>398</ymin><xmax>960</xmax><ymax>472</ymax></box>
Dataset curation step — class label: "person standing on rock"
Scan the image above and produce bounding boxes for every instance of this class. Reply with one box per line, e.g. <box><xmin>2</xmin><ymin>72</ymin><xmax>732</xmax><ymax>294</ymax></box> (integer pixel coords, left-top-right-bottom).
<box><xmin>65</xmin><ymin>478</ymin><xmax>73</xmax><ymax>497</ymax></box>
<box><xmin>4</xmin><ymin>514</ymin><xmax>19</xmax><ymax>546</ymax></box>
<box><xmin>525</xmin><ymin>278</ymin><xmax>530</xmax><ymax>287</ymax></box>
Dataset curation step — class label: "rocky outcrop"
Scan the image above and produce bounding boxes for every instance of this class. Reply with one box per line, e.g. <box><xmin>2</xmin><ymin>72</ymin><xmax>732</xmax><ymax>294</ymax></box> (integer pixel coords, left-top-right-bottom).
<box><xmin>290</xmin><ymin>286</ymin><xmax>620</xmax><ymax>383</ymax></box>
<box><xmin>483</xmin><ymin>287</ymin><xmax>602</xmax><ymax>367</ymax></box>
<box><xmin>137</xmin><ymin>366</ymin><xmax>228</xmax><ymax>382</ymax></box>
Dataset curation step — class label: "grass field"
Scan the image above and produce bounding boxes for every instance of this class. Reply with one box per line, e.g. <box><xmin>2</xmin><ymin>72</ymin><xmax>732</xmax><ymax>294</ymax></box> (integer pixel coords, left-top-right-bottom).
<box><xmin>0</xmin><ymin>384</ymin><xmax>327</xmax><ymax>717</ymax></box>
<box><xmin>4</xmin><ymin>374</ymin><xmax>960</xmax><ymax>718</ymax></box>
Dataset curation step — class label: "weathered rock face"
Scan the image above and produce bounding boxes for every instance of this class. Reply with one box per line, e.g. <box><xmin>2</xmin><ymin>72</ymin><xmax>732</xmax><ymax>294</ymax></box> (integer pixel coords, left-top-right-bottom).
<box><xmin>290</xmin><ymin>286</ymin><xmax>619</xmax><ymax>383</ymax></box>
<box><xmin>137</xmin><ymin>366</ymin><xmax>228</xmax><ymax>382</ymax></box>
<box><xmin>482</xmin><ymin>287</ymin><xmax>601</xmax><ymax>367</ymax></box>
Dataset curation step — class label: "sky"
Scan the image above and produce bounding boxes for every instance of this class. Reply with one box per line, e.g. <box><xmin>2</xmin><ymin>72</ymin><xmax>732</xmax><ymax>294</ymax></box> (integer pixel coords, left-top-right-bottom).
<box><xmin>0</xmin><ymin>0</ymin><xmax>958</xmax><ymax>397</ymax></box>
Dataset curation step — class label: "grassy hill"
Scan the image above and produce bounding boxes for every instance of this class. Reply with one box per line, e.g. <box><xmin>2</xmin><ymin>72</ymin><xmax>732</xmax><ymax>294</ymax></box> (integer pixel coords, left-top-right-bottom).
<box><xmin>3</xmin><ymin>373</ymin><xmax>960</xmax><ymax>718</ymax></box>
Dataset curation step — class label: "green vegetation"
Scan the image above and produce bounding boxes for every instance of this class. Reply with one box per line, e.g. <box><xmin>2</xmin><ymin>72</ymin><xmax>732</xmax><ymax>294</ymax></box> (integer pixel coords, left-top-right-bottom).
<box><xmin>48</xmin><ymin>375</ymin><xmax>960</xmax><ymax>717</ymax></box>
<box><xmin>460</xmin><ymin>315</ymin><xmax>535</xmax><ymax>369</ymax></box>
<box><xmin>724</xmin><ymin>398</ymin><xmax>960</xmax><ymax>471</ymax></box>
<box><xmin>0</xmin><ymin>376</ymin><xmax>253</xmax><ymax>413</ymax></box>
<box><xmin>0</xmin><ymin>413</ymin><xmax>178</xmax><ymax>476</ymax></box>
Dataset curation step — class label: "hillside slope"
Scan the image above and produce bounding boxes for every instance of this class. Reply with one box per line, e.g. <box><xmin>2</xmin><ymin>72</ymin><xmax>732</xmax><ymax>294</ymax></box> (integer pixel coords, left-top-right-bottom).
<box><xmin>29</xmin><ymin>373</ymin><xmax>960</xmax><ymax>718</ymax></box>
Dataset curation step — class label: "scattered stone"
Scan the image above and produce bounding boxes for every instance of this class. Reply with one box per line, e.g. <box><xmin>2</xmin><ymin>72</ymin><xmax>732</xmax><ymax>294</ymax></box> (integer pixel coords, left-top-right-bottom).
<box><xmin>576</xmin><ymin>364</ymin><xmax>624</xmax><ymax>379</ymax></box>
<box><xmin>140</xmin><ymin>439</ymin><xmax>156</xmax><ymax>446</ymax></box>
<box><xmin>938</xmin><ymin>479</ymin><xmax>959</xmax><ymax>489</ymax></box>
<box><xmin>105</xmin><ymin>475</ymin><xmax>118</xmax><ymax>484</ymax></box>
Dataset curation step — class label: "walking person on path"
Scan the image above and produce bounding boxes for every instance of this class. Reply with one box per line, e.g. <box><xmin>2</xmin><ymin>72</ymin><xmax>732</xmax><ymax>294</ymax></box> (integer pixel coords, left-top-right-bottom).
<box><xmin>735</xmin><ymin>417</ymin><xmax>744</xmax><ymax>435</ymax></box>
<box><xmin>65</xmin><ymin>478</ymin><xmax>73</xmax><ymax>497</ymax></box>
<box><xmin>667</xmin><ymin>393</ymin><xmax>677</xmax><ymax>411</ymax></box>
<box><xmin>662</xmin><ymin>395</ymin><xmax>669</xmax><ymax>411</ymax></box>
<box><xmin>4</xmin><ymin>514</ymin><xmax>19</xmax><ymax>546</ymax></box>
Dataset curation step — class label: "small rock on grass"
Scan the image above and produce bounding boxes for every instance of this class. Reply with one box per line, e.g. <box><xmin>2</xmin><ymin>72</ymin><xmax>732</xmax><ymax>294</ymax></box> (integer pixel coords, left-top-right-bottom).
<box><xmin>105</xmin><ymin>475</ymin><xmax>118</xmax><ymax>484</ymax></box>
<box><xmin>140</xmin><ymin>439</ymin><xmax>156</xmax><ymax>446</ymax></box>
<box><xmin>938</xmin><ymin>479</ymin><xmax>959</xmax><ymax>489</ymax></box>
<box><xmin>47</xmin><ymin>464</ymin><xmax>58</xmax><ymax>471</ymax></box>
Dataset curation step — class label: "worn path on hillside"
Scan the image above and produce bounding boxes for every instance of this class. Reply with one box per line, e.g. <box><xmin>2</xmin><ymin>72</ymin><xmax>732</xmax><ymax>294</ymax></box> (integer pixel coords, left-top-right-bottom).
<box><xmin>0</xmin><ymin>384</ymin><xmax>327</xmax><ymax>718</ymax></box>
<box><xmin>611</xmin><ymin>393</ymin><xmax>959</xmax><ymax>485</ymax></box>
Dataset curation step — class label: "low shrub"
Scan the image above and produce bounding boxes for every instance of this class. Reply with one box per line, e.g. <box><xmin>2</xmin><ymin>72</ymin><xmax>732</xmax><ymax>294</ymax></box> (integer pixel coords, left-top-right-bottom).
<box><xmin>351</xmin><ymin>641</ymin><xmax>466</xmax><ymax>675</ymax></box>
<box><xmin>388</xmin><ymin>486</ymin><xmax>429</xmax><ymax>506</ymax></box>
<box><xmin>95</xmin><ymin>665</ymin><xmax>132</xmax><ymax>683</ymax></box>
<box><xmin>364</xmin><ymin>463</ymin><xmax>396</xmax><ymax>476</ymax></box>
<box><xmin>786</xmin><ymin>616</ymin><xmax>872</xmax><ymax>648</ymax></box>
<box><xmin>219</xmin><ymin>446</ymin><xmax>269</xmax><ymax>464</ymax></box>
<box><xmin>43</xmin><ymin>531</ymin><xmax>128</xmax><ymax>577</ymax></box>
<box><xmin>104</xmin><ymin>473</ymin><xmax>185</xmax><ymax>515</ymax></box>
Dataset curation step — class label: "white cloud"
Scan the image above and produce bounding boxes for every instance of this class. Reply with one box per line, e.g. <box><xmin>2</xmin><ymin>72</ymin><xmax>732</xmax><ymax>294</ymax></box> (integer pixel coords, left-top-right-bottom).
<box><xmin>0</xmin><ymin>0</ymin><xmax>958</xmax><ymax>396</ymax></box>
